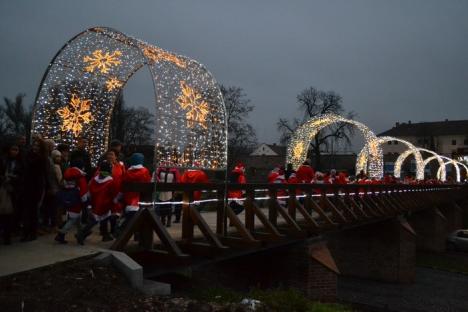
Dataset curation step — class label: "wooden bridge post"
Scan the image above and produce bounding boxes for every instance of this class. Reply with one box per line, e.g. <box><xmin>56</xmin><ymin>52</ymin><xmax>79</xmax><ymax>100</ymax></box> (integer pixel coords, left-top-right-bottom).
<box><xmin>182</xmin><ymin>191</ymin><xmax>194</xmax><ymax>241</ymax></box>
<box><xmin>216</xmin><ymin>185</ymin><xmax>226</xmax><ymax>236</ymax></box>
<box><xmin>245</xmin><ymin>188</ymin><xmax>255</xmax><ymax>231</ymax></box>
<box><xmin>268</xmin><ymin>188</ymin><xmax>278</xmax><ymax>227</ymax></box>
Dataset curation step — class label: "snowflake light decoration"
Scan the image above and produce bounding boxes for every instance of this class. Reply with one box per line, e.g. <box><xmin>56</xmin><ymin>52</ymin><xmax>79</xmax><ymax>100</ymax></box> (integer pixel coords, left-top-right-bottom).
<box><xmin>83</xmin><ymin>49</ymin><xmax>122</xmax><ymax>74</ymax></box>
<box><xmin>57</xmin><ymin>94</ymin><xmax>93</xmax><ymax>136</ymax></box>
<box><xmin>141</xmin><ymin>46</ymin><xmax>186</xmax><ymax>68</ymax></box>
<box><xmin>176</xmin><ymin>81</ymin><xmax>209</xmax><ymax>129</ymax></box>
<box><xmin>105</xmin><ymin>77</ymin><xmax>123</xmax><ymax>91</ymax></box>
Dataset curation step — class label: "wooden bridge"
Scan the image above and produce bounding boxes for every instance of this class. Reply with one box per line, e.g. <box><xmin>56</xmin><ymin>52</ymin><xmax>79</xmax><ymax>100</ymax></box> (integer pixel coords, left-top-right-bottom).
<box><xmin>111</xmin><ymin>183</ymin><xmax>468</xmax><ymax>272</ymax></box>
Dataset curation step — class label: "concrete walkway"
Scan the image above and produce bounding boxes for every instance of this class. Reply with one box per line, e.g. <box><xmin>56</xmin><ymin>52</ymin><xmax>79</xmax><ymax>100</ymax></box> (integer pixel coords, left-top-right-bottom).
<box><xmin>0</xmin><ymin>232</ymin><xmax>111</xmax><ymax>277</ymax></box>
<box><xmin>0</xmin><ymin>207</ymin><xmax>298</xmax><ymax>278</ymax></box>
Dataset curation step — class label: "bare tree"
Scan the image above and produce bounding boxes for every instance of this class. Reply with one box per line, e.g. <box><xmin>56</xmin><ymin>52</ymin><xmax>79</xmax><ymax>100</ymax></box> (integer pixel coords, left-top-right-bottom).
<box><xmin>1</xmin><ymin>93</ymin><xmax>32</xmax><ymax>142</ymax></box>
<box><xmin>109</xmin><ymin>91</ymin><xmax>126</xmax><ymax>142</ymax></box>
<box><xmin>220</xmin><ymin>85</ymin><xmax>257</xmax><ymax>168</ymax></box>
<box><xmin>277</xmin><ymin>86</ymin><xmax>355</xmax><ymax>170</ymax></box>
<box><xmin>121</xmin><ymin>107</ymin><xmax>154</xmax><ymax>146</ymax></box>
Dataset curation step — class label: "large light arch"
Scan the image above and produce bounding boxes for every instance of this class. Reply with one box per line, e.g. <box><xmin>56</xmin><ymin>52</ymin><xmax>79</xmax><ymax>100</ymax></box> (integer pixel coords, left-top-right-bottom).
<box><xmin>356</xmin><ymin>136</ymin><xmax>425</xmax><ymax>180</ymax></box>
<box><xmin>394</xmin><ymin>148</ymin><xmax>446</xmax><ymax>181</ymax></box>
<box><xmin>286</xmin><ymin>114</ymin><xmax>383</xmax><ymax>178</ymax></box>
<box><xmin>32</xmin><ymin>27</ymin><xmax>227</xmax><ymax>169</ymax></box>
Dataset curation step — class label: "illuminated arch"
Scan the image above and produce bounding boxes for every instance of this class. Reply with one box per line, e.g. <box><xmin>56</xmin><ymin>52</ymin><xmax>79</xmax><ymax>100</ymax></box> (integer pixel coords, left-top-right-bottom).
<box><xmin>394</xmin><ymin>148</ymin><xmax>446</xmax><ymax>181</ymax></box>
<box><xmin>32</xmin><ymin>27</ymin><xmax>227</xmax><ymax>169</ymax></box>
<box><xmin>356</xmin><ymin>136</ymin><xmax>424</xmax><ymax>180</ymax></box>
<box><xmin>457</xmin><ymin>161</ymin><xmax>468</xmax><ymax>180</ymax></box>
<box><xmin>286</xmin><ymin>114</ymin><xmax>383</xmax><ymax>178</ymax></box>
<box><xmin>437</xmin><ymin>156</ymin><xmax>461</xmax><ymax>182</ymax></box>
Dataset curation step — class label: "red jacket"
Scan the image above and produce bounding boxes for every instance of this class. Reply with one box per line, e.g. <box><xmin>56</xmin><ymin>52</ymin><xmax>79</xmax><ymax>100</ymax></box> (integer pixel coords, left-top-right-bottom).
<box><xmin>296</xmin><ymin>165</ymin><xmax>315</xmax><ymax>183</ymax></box>
<box><xmin>271</xmin><ymin>174</ymin><xmax>287</xmax><ymax>198</ymax></box>
<box><xmin>228</xmin><ymin>168</ymin><xmax>247</xmax><ymax>199</ymax></box>
<box><xmin>88</xmin><ymin>176</ymin><xmax>118</xmax><ymax>220</ymax></box>
<box><xmin>62</xmin><ymin>167</ymin><xmax>88</xmax><ymax>217</ymax></box>
<box><xmin>112</xmin><ymin>161</ymin><xmax>126</xmax><ymax>192</ymax></box>
<box><xmin>180</xmin><ymin>169</ymin><xmax>209</xmax><ymax>201</ymax></box>
<box><xmin>122</xmin><ymin>165</ymin><xmax>151</xmax><ymax>212</ymax></box>
<box><xmin>287</xmin><ymin>174</ymin><xmax>302</xmax><ymax>195</ymax></box>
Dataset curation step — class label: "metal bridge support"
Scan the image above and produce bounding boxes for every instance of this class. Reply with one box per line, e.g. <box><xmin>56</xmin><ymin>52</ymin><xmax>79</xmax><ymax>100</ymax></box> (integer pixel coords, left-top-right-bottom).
<box><xmin>408</xmin><ymin>207</ymin><xmax>448</xmax><ymax>252</ymax></box>
<box><xmin>326</xmin><ymin>217</ymin><xmax>416</xmax><ymax>283</ymax></box>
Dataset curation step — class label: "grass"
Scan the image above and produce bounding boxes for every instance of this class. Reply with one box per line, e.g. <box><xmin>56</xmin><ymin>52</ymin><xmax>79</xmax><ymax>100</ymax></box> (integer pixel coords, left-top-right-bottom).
<box><xmin>190</xmin><ymin>287</ymin><xmax>354</xmax><ymax>312</ymax></box>
<box><xmin>416</xmin><ymin>251</ymin><xmax>468</xmax><ymax>274</ymax></box>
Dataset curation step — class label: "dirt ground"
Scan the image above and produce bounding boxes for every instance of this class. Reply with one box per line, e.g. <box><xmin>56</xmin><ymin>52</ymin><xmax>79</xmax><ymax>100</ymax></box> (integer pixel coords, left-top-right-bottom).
<box><xmin>0</xmin><ymin>256</ymin><xmax>252</xmax><ymax>312</ymax></box>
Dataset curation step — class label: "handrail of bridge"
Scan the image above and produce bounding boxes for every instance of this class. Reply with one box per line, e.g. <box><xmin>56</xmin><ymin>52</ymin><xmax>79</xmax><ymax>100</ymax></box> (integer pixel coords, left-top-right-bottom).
<box><xmin>111</xmin><ymin>182</ymin><xmax>468</xmax><ymax>265</ymax></box>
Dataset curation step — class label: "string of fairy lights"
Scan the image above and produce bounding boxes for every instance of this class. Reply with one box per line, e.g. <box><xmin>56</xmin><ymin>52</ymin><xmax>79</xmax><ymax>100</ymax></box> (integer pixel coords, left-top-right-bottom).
<box><xmin>286</xmin><ymin>114</ymin><xmax>467</xmax><ymax>182</ymax></box>
<box><xmin>31</xmin><ymin>27</ymin><xmax>227</xmax><ymax>169</ymax></box>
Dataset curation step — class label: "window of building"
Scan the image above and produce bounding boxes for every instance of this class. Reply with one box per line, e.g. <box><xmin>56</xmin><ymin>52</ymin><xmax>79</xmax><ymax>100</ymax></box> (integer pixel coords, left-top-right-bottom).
<box><xmin>387</xmin><ymin>141</ymin><xmax>392</xmax><ymax>145</ymax></box>
<box><xmin>393</xmin><ymin>141</ymin><xmax>398</xmax><ymax>145</ymax></box>
<box><xmin>452</xmin><ymin>139</ymin><xmax>457</xmax><ymax>146</ymax></box>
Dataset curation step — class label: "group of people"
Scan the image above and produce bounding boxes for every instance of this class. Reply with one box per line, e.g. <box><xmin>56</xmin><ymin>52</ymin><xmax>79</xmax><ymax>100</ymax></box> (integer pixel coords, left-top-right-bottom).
<box><xmin>0</xmin><ymin>135</ymin><xmax>211</xmax><ymax>245</ymax></box>
<box><xmin>0</xmin><ymin>138</ymin><xmax>462</xmax><ymax>246</ymax></box>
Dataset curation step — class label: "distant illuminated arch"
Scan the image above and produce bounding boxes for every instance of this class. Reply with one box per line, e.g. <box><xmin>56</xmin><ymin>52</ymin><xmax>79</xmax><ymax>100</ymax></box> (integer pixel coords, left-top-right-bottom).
<box><xmin>356</xmin><ymin>136</ymin><xmax>424</xmax><ymax>180</ymax></box>
<box><xmin>395</xmin><ymin>148</ymin><xmax>446</xmax><ymax>181</ymax></box>
<box><xmin>286</xmin><ymin>114</ymin><xmax>383</xmax><ymax>178</ymax></box>
<box><xmin>437</xmin><ymin>156</ymin><xmax>461</xmax><ymax>182</ymax></box>
<box><xmin>457</xmin><ymin>161</ymin><xmax>468</xmax><ymax>180</ymax></box>
<box><xmin>31</xmin><ymin>26</ymin><xmax>227</xmax><ymax>169</ymax></box>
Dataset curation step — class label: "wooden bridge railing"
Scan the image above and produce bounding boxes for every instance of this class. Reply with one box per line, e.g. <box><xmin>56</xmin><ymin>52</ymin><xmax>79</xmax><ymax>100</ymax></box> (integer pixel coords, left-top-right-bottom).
<box><xmin>111</xmin><ymin>183</ymin><xmax>468</xmax><ymax>265</ymax></box>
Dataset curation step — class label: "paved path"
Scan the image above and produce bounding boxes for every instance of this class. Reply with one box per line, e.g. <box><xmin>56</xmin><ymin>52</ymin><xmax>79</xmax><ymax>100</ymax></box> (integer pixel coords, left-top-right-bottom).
<box><xmin>339</xmin><ymin>267</ymin><xmax>468</xmax><ymax>312</ymax></box>
<box><xmin>0</xmin><ymin>206</ymin><xmax>304</xmax><ymax>277</ymax></box>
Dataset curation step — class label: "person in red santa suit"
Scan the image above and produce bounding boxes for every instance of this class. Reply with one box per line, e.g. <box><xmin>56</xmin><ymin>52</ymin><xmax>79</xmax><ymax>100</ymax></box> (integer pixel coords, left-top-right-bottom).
<box><xmin>267</xmin><ymin>165</ymin><xmax>281</xmax><ymax>183</ymax></box>
<box><xmin>269</xmin><ymin>166</ymin><xmax>287</xmax><ymax>206</ymax></box>
<box><xmin>75</xmin><ymin>161</ymin><xmax>118</xmax><ymax>244</ymax></box>
<box><xmin>54</xmin><ymin>160</ymin><xmax>88</xmax><ymax>244</ymax></box>
<box><xmin>180</xmin><ymin>162</ymin><xmax>209</xmax><ymax>206</ymax></box>
<box><xmin>228</xmin><ymin>162</ymin><xmax>247</xmax><ymax>216</ymax></box>
<box><xmin>296</xmin><ymin>159</ymin><xmax>315</xmax><ymax>183</ymax></box>
<box><xmin>115</xmin><ymin>153</ymin><xmax>151</xmax><ymax>236</ymax></box>
<box><xmin>95</xmin><ymin>150</ymin><xmax>126</xmax><ymax>236</ymax></box>
<box><xmin>334</xmin><ymin>172</ymin><xmax>348</xmax><ymax>185</ymax></box>
<box><xmin>287</xmin><ymin>172</ymin><xmax>303</xmax><ymax>196</ymax></box>
<box><xmin>153</xmin><ymin>162</ymin><xmax>180</xmax><ymax>227</ymax></box>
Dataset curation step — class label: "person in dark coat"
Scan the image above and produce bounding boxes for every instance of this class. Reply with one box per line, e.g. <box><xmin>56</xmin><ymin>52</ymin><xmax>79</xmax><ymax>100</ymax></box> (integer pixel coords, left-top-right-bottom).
<box><xmin>21</xmin><ymin>138</ymin><xmax>49</xmax><ymax>242</ymax></box>
<box><xmin>0</xmin><ymin>144</ymin><xmax>24</xmax><ymax>244</ymax></box>
<box><xmin>70</xmin><ymin>137</ymin><xmax>92</xmax><ymax>180</ymax></box>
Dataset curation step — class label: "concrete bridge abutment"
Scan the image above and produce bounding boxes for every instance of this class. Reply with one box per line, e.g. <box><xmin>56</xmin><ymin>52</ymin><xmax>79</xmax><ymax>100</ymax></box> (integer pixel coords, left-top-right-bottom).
<box><xmin>407</xmin><ymin>207</ymin><xmax>448</xmax><ymax>252</ymax></box>
<box><xmin>324</xmin><ymin>217</ymin><xmax>416</xmax><ymax>284</ymax></box>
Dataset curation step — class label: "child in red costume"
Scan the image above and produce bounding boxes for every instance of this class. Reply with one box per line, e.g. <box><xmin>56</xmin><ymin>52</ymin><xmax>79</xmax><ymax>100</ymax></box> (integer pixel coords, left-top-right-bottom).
<box><xmin>54</xmin><ymin>161</ymin><xmax>88</xmax><ymax>244</ymax></box>
<box><xmin>228</xmin><ymin>162</ymin><xmax>247</xmax><ymax>215</ymax></box>
<box><xmin>296</xmin><ymin>159</ymin><xmax>315</xmax><ymax>183</ymax></box>
<box><xmin>76</xmin><ymin>161</ymin><xmax>118</xmax><ymax>244</ymax></box>
<box><xmin>115</xmin><ymin>153</ymin><xmax>151</xmax><ymax>236</ymax></box>
<box><xmin>180</xmin><ymin>167</ymin><xmax>209</xmax><ymax>202</ymax></box>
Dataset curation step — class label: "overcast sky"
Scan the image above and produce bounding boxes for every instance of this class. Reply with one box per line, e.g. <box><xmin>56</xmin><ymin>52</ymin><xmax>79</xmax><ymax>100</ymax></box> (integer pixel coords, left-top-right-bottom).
<box><xmin>1</xmin><ymin>0</ymin><xmax>467</xmax><ymax>147</ymax></box>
